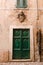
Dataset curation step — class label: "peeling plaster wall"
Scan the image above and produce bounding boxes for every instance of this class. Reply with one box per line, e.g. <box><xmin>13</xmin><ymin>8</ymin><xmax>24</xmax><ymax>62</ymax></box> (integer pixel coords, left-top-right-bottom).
<box><xmin>0</xmin><ymin>0</ymin><xmax>43</xmax><ymax>63</ymax></box>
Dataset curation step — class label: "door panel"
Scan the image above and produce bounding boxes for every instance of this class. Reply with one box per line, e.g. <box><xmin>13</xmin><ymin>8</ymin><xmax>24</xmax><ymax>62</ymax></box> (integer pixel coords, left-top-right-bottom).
<box><xmin>13</xmin><ymin>29</ymin><xmax>30</xmax><ymax>59</ymax></box>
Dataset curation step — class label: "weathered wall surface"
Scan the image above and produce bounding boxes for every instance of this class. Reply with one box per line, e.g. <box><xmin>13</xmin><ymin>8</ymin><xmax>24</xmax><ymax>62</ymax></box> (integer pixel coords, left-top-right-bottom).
<box><xmin>37</xmin><ymin>0</ymin><xmax>43</xmax><ymax>61</ymax></box>
<box><xmin>0</xmin><ymin>0</ymin><xmax>43</xmax><ymax>64</ymax></box>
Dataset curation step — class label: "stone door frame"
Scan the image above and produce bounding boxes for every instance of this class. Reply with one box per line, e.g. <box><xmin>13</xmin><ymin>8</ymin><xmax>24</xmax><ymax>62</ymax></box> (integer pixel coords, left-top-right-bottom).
<box><xmin>9</xmin><ymin>25</ymin><xmax>34</xmax><ymax>62</ymax></box>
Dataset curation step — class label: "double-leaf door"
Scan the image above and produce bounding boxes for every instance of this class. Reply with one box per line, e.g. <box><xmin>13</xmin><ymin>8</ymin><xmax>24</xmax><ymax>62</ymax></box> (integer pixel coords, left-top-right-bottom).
<box><xmin>12</xmin><ymin>29</ymin><xmax>30</xmax><ymax>59</ymax></box>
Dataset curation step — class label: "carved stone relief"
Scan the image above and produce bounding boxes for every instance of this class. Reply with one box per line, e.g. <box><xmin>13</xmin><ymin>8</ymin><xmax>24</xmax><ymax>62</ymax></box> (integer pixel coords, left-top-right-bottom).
<box><xmin>17</xmin><ymin>11</ymin><xmax>26</xmax><ymax>22</ymax></box>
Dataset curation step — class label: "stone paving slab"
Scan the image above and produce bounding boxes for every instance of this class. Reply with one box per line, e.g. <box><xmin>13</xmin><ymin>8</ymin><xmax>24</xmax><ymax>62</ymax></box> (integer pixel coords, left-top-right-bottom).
<box><xmin>0</xmin><ymin>62</ymin><xmax>43</xmax><ymax>65</ymax></box>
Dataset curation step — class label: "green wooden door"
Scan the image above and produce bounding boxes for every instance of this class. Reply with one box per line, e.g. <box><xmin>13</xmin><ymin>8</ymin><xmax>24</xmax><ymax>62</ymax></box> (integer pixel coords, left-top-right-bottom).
<box><xmin>12</xmin><ymin>29</ymin><xmax>30</xmax><ymax>59</ymax></box>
